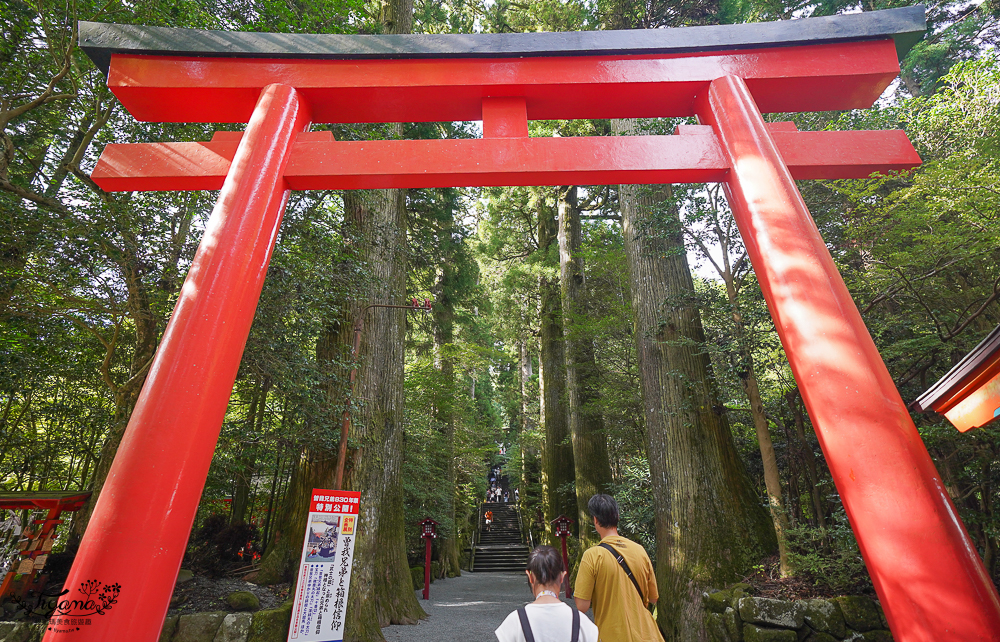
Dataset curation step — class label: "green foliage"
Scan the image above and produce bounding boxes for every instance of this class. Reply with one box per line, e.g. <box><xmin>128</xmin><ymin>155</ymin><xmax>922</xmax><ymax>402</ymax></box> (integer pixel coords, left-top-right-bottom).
<box><xmin>609</xmin><ymin>458</ymin><xmax>657</xmax><ymax>560</ymax></box>
<box><xmin>830</xmin><ymin>52</ymin><xmax>1000</xmax><ymax>406</ymax></box>
<box><xmin>3</xmin><ymin>0</ymin><xmax>1000</xmax><ymax>605</ymax></box>
<box><xmin>785</xmin><ymin>509</ymin><xmax>872</xmax><ymax>595</ymax></box>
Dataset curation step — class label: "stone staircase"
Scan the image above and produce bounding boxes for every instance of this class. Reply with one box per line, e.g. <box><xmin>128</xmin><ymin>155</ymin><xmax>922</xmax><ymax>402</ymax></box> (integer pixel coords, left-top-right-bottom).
<box><xmin>471</xmin><ymin>502</ymin><xmax>529</xmax><ymax>572</ymax></box>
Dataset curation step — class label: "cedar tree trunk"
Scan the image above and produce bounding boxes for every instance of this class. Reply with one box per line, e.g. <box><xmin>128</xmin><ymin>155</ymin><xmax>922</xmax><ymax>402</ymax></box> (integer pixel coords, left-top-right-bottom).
<box><xmin>614</xmin><ymin>119</ymin><xmax>776</xmax><ymax>641</ymax></box>
<box><xmin>557</xmin><ymin>186</ymin><xmax>612</xmax><ymax>549</ymax></box>
<box><xmin>537</xmin><ymin>195</ymin><xmax>576</xmax><ymax>542</ymax></box>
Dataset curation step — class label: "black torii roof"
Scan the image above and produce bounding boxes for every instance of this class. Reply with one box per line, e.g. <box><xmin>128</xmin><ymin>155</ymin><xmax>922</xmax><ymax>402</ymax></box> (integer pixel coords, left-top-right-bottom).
<box><xmin>79</xmin><ymin>6</ymin><xmax>925</xmax><ymax>76</ymax></box>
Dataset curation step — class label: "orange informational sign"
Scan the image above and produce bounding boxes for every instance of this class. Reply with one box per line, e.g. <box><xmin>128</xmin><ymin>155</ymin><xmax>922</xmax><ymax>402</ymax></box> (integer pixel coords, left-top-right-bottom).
<box><xmin>288</xmin><ymin>489</ymin><xmax>361</xmax><ymax>642</ymax></box>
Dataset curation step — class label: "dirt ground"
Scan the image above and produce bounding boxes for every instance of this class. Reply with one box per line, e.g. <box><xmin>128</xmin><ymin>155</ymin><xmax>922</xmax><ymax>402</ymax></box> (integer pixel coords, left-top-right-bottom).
<box><xmin>741</xmin><ymin>555</ymin><xmax>876</xmax><ymax>600</ymax></box>
<box><xmin>167</xmin><ymin>574</ymin><xmax>289</xmax><ymax>617</ymax></box>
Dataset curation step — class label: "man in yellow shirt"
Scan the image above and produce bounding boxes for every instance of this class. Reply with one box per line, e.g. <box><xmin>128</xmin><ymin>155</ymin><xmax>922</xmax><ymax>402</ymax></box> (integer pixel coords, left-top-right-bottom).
<box><xmin>574</xmin><ymin>495</ymin><xmax>664</xmax><ymax>642</ymax></box>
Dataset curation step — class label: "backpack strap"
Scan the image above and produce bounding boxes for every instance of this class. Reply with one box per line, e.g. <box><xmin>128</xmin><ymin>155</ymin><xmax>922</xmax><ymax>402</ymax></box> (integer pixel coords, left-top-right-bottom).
<box><xmin>598</xmin><ymin>542</ymin><xmax>645</xmax><ymax>604</ymax></box>
<box><xmin>520</xmin><ymin>604</ymin><xmax>580</xmax><ymax>642</ymax></box>
<box><xmin>517</xmin><ymin>607</ymin><xmax>536</xmax><ymax>642</ymax></box>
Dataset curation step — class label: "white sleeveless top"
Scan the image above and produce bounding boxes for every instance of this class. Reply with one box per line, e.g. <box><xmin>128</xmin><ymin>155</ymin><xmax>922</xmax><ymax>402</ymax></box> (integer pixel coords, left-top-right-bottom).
<box><xmin>495</xmin><ymin>603</ymin><xmax>600</xmax><ymax>642</ymax></box>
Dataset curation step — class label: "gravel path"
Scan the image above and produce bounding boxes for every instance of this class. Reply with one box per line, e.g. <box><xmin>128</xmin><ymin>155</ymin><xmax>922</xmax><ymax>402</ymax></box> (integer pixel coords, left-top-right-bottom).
<box><xmin>382</xmin><ymin>571</ymin><xmax>589</xmax><ymax>641</ymax></box>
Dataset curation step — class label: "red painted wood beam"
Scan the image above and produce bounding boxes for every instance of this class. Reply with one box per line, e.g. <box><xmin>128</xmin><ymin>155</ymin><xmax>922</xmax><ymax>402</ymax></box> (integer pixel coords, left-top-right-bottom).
<box><xmin>105</xmin><ymin>39</ymin><xmax>900</xmax><ymax>124</ymax></box>
<box><xmin>483</xmin><ymin>97</ymin><xmax>529</xmax><ymax>139</ymax></box>
<box><xmin>92</xmin><ymin>126</ymin><xmax>919</xmax><ymax>192</ymax></box>
<box><xmin>44</xmin><ymin>84</ymin><xmax>311</xmax><ymax>642</ymax></box>
<box><xmin>698</xmin><ymin>74</ymin><xmax>1000</xmax><ymax>642</ymax></box>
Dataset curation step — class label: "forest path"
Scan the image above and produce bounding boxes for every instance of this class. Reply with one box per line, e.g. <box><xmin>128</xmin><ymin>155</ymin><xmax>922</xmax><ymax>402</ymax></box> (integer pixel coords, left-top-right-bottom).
<box><xmin>381</xmin><ymin>571</ymin><xmax>582</xmax><ymax>641</ymax></box>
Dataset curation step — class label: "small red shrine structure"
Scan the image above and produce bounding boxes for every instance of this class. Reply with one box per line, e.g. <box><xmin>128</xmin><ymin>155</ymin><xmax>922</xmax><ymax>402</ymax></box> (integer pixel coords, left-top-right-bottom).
<box><xmin>418</xmin><ymin>518</ymin><xmax>438</xmax><ymax>601</ymax></box>
<box><xmin>915</xmin><ymin>325</ymin><xmax>1000</xmax><ymax>432</ymax></box>
<box><xmin>550</xmin><ymin>515</ymin><xmax>574</xmax><ymax>598</ymax></box>
<box><xmin>0</xmin><ymin>492</ymin><xmax>91</xmax><ymax>604</ymax></box>
<box><xmin>45</xmin><ymin>7</ymin><xmax>1000</xmax><ymax>641</ymax></box>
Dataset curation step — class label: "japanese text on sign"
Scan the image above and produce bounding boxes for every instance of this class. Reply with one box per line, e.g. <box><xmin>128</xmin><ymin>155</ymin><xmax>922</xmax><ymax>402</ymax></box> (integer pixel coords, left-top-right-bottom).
<box><xmin>288</xmin><ymin>489</ymin><xmax>360</xmax><ymax>642</ymax></box>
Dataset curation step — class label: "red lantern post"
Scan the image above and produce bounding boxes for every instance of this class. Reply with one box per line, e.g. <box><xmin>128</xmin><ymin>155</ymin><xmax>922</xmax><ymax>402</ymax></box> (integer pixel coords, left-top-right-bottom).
<box><xmin>551</xmin><ymin>515</ymin><xmax>574</xmax><ymax>598</ymax></box>
<box><xmin>419</xmin><ymin>518</ymin><xmax>439</xmax><ymax>600</ymax></box>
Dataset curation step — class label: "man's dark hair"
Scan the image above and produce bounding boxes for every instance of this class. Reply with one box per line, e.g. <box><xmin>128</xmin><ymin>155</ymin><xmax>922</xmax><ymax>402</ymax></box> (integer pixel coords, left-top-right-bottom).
<box><xmin>588</xmin><ymin>494</ymin><xmax>620</xmax><ymax>528</ymax></box>
<box><xmin>526</xmin><ymin>545</ymin><xmax>564</xmax><ymax>585</ymax></box>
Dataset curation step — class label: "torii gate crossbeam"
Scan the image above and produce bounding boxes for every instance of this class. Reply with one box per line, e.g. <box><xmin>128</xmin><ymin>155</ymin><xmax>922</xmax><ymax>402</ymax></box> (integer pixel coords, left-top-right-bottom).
<box><xmin>48</xmin><ymin>8</ymin><xmax>1000</xmax><ymax>642</ymax></box>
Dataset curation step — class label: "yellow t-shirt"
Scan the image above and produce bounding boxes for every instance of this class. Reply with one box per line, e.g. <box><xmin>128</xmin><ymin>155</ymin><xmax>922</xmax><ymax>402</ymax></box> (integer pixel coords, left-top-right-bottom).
<box><xmin>574</xmin><ymin>535</ymin><xmax>664</xmax><ymax>642</ymax></box>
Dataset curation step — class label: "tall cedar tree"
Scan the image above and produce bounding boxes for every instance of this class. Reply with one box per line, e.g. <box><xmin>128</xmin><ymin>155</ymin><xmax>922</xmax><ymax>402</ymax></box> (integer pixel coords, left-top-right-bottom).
<box><xmin>612</xmin><ymin>121</ymin><xmax>776</xmax><ymax>639</ymax></box>
<box><xmin>340</xmin><ymin>1</ymin><xmax>427</xmax><ymax>637</ymax></box>
<box><xmin>257</xmin><ymin>1</ymin><xmax>427</xmax><ymax>637</ymax></box>
<box><xmin>600</xmin><ymin>0</ymin><xmax>777</xmax><ymax>635</ymax></box>
<box><xmin>537</xmin><ymin>192</ymin><xmax>577</xmax><ymax>541</ymax></box>
<box><xmin>430</xmin><ymin>187</ymin><xmax>463</xmax><ymax>577</ymax></box>
<box><xmin>558</xmin><ymin>186</ymin><xmax>613</xmax><ymax>549</ymax></box>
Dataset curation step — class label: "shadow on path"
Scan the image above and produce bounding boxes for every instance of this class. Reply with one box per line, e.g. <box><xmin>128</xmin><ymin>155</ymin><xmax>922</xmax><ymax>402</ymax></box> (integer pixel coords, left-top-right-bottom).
<box><xmin>382</xmin><ymin>571</ymin><xmax>587</xmax><ymax>641</ymax></box>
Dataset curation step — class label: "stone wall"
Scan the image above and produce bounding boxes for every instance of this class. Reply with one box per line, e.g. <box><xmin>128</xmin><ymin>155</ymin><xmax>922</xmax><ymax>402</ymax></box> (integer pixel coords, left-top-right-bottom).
<box><xmin>0</xmin><ymin>601</ymin><xmax>292</xmax><ymax>642</ymax></box>
<box><xmin>705</xmin><ymin>584</ymin><xmax>893</xmax><ymax>642</ymax></box>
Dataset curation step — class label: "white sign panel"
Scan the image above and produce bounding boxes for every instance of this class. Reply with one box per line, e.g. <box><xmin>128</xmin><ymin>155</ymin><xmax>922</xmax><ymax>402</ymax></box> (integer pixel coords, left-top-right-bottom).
<box><xmin>288</xmin><ymin>488</ymin><xmax>360</xmax><ymax>642</ymax></box>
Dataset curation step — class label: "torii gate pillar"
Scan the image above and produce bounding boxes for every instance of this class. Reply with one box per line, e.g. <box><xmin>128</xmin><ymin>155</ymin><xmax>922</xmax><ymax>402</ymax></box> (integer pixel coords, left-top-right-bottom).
<box><xmin>698</xmin><ymin>75</ymin><xmax>1000</xmax><ymax>639</ymax></box>
<box><xmin>47</xmin><ymin>8</ymin><xmax>1000</xmax><ymax>642</ymax></box>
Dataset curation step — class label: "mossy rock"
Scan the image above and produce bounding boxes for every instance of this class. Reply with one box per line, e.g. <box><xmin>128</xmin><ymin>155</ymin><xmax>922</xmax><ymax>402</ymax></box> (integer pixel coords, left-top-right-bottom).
<box><xmin>730</xmin><ymin>585</ymin><xmax>751</xmax><ymax>608</ymax></box>
<box><xmin>738</xmin><ymin>597</ymin><xmax>805</xmax><ymax>629</ymax></box>
<box><xmin>247</xmin><ymin>600</ymin><xmax>293</xmax><ymax>642</ymax></box>
<box><xmin>159</xmin><ymin>615</ymin><xmax>179</xmax><ymax>642</ymax></box>
<box><xmin>859</xmin><ymin>631</ymin><xmax>893</xmax><ymax>641</ymax></box>
<box><xmin>1</xmin><ymin>622</ymin><xmax>43</xmax><ymax>642</ymax></box>
<box><xmin>706</xmin><ymin>607</ymin><xmax>743</xmax><ymax>642</ymax></box>
<box><xmin>410</xmin><ymin>567</ymin><xmax>424</xmax><ymax>591</ymax></box>
<box><xmin>227</xmin><ymin>591</ymin><xmax>260</xmax><ymax>612</ymax></box>
<box><xmin>214</xmin><ymin>613</ymin><xmax>253</xmax><ymax>642</ymax></box>
<box><xmin>706</xmin><ymin>612</ymin><xmax>733</xmax><ymax>642</ymax></box>
<box><xmin>832</xmin><ymin>597</ymin><xmax>881</xmax><ymax>632</ymax></box>
<box><xmin>875</xmin><ymin>602</ymin><xmax>888</xmax><ymax>629</ymax></box>
<box><xmin>743</xmin><ymin>624</ymin><xmax>796</xmax><ymax>642</ymax></box>
<box><xmin>174</xmin><ymin>612</ymin><xmax>226</xmax><ymax>642</ymax></box>
<box><xmin>803</xmin><ymin>633</ymin><xmax>838</xmax><ymax>642</ymax></box>
<box><xmin>722</xmin><ymin>607</ymin><xmax>742</xmax><ymax>641</ymax></box>
<box><xmin>803</xmin><ymin>599</ymin><xmax>846</xmax><ymax>638</ymax></box>
<box><xmin>705</xmin><ymin>589</ymin><xmax>734</xmax><ymax>614</ymax></box>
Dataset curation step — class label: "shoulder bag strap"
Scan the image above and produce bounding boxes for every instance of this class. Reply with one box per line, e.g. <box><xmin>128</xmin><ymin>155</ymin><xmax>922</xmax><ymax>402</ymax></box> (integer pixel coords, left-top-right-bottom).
<box><xmin>517</xmin><ymin>607</ymin><xmax>536</xmax><ymax>642</ymax></box>
<box><xmin>570</xmin><ymin>605</ymin><xmax>580</xmax><ymax>642</ymax></box>
<box><xmin>598</xmin><ymin>542</ymin><xmax>644</xmax><ymax>604</ymax></box>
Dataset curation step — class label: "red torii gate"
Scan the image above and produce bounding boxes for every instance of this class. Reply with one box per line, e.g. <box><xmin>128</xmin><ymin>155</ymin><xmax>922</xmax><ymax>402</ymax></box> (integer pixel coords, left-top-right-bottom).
<box><xmin>51</xmin><ymin>7</ymin><xmax>1000</xmax><ymax>641</ymax></box>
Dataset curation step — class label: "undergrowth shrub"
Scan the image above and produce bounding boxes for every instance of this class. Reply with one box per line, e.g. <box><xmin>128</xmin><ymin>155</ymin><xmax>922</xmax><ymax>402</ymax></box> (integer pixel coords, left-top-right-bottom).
<box><xmin>786</xmin><ymin>507</ymin><xmax>872</xmax><ymax>594</ymax></box>
<box><xmin>185</xmin><ymin>514</ymin><xmax>260</xmax><ymax>577</ymax></box>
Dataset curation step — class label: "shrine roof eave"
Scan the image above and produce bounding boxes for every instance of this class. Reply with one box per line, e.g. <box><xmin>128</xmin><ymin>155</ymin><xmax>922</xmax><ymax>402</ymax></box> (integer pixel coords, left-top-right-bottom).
<box><xmin>913</xmin><ymin>325</ymin><xmax>1000</xmax><ymax>414</ymax></box>
<box><xmin>0</xmin><ymin>491</ymin><xmax>93</xmax><ymax>511</ymax></box>
<box><xmin>79</xmin><ymin>5</ymin><xmax>925</xmax><ymax>77</ymax></box>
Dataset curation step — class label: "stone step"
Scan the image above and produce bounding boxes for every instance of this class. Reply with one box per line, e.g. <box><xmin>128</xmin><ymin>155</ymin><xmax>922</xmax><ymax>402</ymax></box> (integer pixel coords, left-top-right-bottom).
<box><xmin>474</xmin><ymin>501</ymin><xmax>527</xmax><ymax>572</ymax></box>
